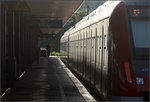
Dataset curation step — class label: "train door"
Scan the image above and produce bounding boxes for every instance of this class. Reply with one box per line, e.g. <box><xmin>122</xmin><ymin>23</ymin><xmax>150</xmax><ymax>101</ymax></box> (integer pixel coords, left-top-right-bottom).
<box><xmin>96</xmin><ymin>22</ymin><xmax>103</xmax><ymax>92</ymax></box>
<box><xmin>79</xmin><ymin>32</ymin><xmax>81</xmax><ymax>74</ymax></box>
<box><xmin>89</xmin><ymin>27</ymin><xmax>92</xmax><ymax>83</ymax></box>
<box><xmin>83</xmin><ymin>31</ymin><xmax>85</xmax><ymax>77</ymax></box>
<box><xmin>69</xmin><ymin>35</ymin><xmax>71</xmax><ymax>61</ymax></box>
<box><xmin>70</xmin><ymin>35</ymin><xmax>72</xmax><ymax>62</ymax></box>
<box><xmin>79</xmin><ymin>32</ymin><xmax>82</xmax><ymax>73</ymax></box>
<box><xmin>99</xmin><ymin>23</ymin><xmax>105</xmax><ymax>95</ymax></box>
<box><xmin>81</xmin><ymin>31</ymin><xmax>83</xmax><ymax>76</ymax></box>
<box><xmin>94</xmin><ymin>24</ymin><xmax>97</xmax><ymax>85</ymax></box>
<box><xmin>72</xmin><ymin>35</ymin><xmax>73</xmax><ymax>62</ymax></box>
<box><xmin>81</xmin><ymin>31</ymin><xmax>84</xmax><ymax>75</ymax></box>
<box><xmin>84</xmin><ymin>30</ymin><xmax>87</xmax><ymax>78</ymax></box>
<box><xmin>74</xmin><ymin>34</ymin><xmax>76</xmax><ymax>65</ymax></box>
<box><xmin>76</xmin><ymin>33</ymin><xmax>78</xmax><ymax>71</ymax></box>
<box><xmin>78</xmin><ymin>34</ymin><xmax>80</xmax><ymax>71</ymax></box>
<box><xmin>90</xmin><ymin>24</ymin><xmax>96</xmax><ymax>85</ymax></box>
<box><xmin>95</xmin><ymin>22</ymin><xmax>101</xmax><ymax>90</ymax></box>
<box><xmin>72</xmin><ymin>37</ymin><xmax>73</xmax><ymax>61</ymax></box>
<box><xmin>85</xmin><ymin>29</ymin><xmax>87</xmax><ymax>80</ymax></box>
<box><xmin>67</xmin><ymin>35</ymin><xmax>70</xmax><ymax>62</ymax></box>
<box><xmin>76</xmin><ymin>34</ymin><xmax>78</xmax><ymax>70</ymax></box>
<box><xmin>75</xmin><ymin>34</ymin><xmax>77</xmax><ymax>70</ymax></box>
<box><xmin>76</xmin><ymin>34</ymin><xmax>78</xmax><ymax>71</ymax></box>
<box><xmin>72</xmin><ymin>34</ymin><xmax>75</xmax><ymax>65</ymax></box>
<box><xmin>82</xmin><ymin>31</ymin><xmax>84</xmax><ymax>76</ymax></box>
<box><xmin>102</xmin><ymin>19</ymin><xmax>109</xmax><ymax>97</ymax></box>
<box><xmin>86</xmin><ymin>27</ymin><xmax>91</xmax><ymax>81</ymax></box>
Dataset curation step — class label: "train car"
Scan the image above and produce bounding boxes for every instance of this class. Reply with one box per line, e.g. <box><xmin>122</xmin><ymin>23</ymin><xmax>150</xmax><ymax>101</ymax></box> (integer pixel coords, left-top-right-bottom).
<box><xmin>60</xmin><ymin>0</ymin><xmax>149</xmax><ymax>101</ymax></box>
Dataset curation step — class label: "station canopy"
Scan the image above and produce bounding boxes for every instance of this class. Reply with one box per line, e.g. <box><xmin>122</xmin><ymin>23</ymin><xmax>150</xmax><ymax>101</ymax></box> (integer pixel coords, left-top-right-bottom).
<box><xmin>23</xmin><ymin>0</ymin><xmax>84</xmax><ymax>35</ymax></box>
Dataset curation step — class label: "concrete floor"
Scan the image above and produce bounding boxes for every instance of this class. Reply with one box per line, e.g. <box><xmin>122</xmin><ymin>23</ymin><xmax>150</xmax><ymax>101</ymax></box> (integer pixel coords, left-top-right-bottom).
<box><xmin>2</xmin><ymin>56</ymin><xmax>95</xmax><ymax>101</ymax></box>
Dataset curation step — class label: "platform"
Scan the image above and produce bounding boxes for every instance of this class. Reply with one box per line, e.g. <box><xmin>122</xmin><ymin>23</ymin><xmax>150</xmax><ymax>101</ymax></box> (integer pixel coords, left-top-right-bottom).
<box><xmin>2</xmin><ymin>56</ymin><xmax>95</xmax><ymax>101</ymax></box>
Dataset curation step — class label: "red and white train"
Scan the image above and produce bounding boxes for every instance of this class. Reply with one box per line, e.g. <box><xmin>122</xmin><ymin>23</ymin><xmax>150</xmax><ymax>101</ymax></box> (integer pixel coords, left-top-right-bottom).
<box><xmin>60</xmin><ymin>0</ymin><xmax>149</xmax><ymax>101</ymax></box>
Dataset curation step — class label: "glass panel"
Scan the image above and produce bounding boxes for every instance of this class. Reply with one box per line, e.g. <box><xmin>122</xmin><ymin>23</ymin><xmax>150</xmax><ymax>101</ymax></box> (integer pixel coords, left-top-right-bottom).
<box><xmin>131</xmin><ymin>19</ymin><xmax>150</xmax><ymax>48</ymax></box>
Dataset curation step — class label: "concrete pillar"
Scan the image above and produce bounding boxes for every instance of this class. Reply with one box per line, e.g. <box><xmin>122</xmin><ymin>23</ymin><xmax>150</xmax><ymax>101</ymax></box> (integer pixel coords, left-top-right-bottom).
<box><xmin>7</xmin><ymin>6</ymin><xmax>15</xmax><ymax>89</ymax></box>
<box><xmin>1</xmin><ymin>1</ymin><xmax>7</xmax><ymax>94</ymax></box>
<box><xmin>0</xmin><ymin>0</ymin><xmax>2</xmax><ymax>94</ymax></box>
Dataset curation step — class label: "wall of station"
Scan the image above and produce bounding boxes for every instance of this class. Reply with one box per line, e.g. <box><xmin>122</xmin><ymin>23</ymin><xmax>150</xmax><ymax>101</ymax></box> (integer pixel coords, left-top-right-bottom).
<box><xmin>1</xmin><ymin>0</ymin><xmax>39</xmax><ymax>95</ymax></box>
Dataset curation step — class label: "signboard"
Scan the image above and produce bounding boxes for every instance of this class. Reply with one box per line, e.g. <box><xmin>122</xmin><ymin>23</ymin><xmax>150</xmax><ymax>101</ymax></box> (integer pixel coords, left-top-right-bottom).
<box><xmin>128</xmin><ymin>7</ymin><xmax>149</xmax><ymax>18</ymax></box>
<box><xmin>38</xmin><ymin>20</ymin><xmax>62</xmax><ymax>28</ymax></box>
<box><xmin>39</xmin><ymin>34</ymin><xmax>57</xmax><ymax>38</ymax></box>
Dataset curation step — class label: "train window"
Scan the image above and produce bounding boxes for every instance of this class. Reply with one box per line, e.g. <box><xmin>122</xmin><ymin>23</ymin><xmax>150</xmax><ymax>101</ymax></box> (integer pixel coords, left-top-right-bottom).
<box><xmin>131</xmin><ymin>19</ymin><xmax>150</xmax><ymax>48</ymax></box>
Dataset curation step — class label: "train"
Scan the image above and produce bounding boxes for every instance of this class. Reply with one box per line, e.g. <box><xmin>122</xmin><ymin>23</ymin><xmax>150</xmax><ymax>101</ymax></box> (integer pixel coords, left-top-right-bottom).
<box><xmin>60</xmin><ymin>0</ymin><xmax>149</xmax><ymax>101</ymax></box>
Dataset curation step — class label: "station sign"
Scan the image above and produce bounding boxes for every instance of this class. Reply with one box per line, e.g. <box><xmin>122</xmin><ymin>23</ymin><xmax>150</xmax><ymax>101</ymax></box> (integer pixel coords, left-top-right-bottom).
<box><xmin>38</xmin><ymin>20</ymin><xmax>62</xmax><ymax>28</ymax></box>
<box><xmin>39</xmin><ymin>34</ymin><xmax>57</xmax><ymax>38</ymax></box>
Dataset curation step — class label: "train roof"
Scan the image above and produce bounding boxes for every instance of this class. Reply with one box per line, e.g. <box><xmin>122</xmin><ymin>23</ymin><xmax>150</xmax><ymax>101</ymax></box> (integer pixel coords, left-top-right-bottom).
<box><xmin>61</xmin><ymin>0</ymin><xmax>150</xmax><ymax>39</ymax></box>
<box><xmin>62</xmin><ymin>1</ymin><xmax>121</xmax><ymax>38</ymax></box>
